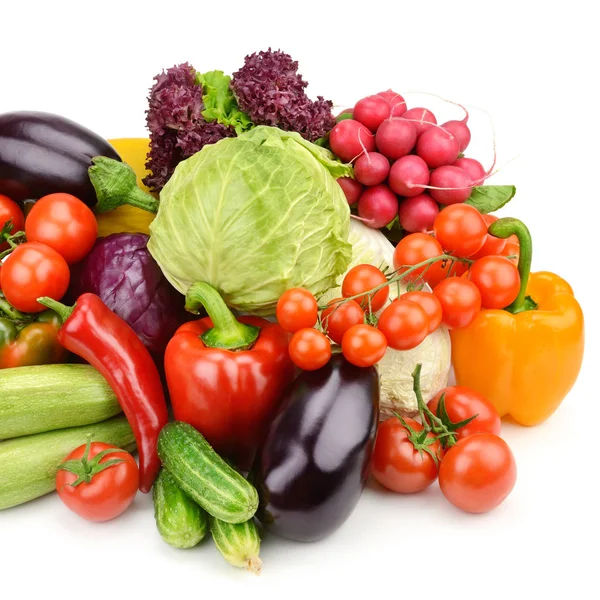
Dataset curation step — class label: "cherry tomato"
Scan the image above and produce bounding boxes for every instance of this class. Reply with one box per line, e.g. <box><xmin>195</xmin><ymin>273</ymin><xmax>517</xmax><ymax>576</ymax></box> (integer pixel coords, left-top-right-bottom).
<box><xmin>371</xmin><ymin>417</ymin><xmax>442</xmax><ymax>494</ymax></box>
<box><xmin>1</xmin><ymin>242</ymin><xmax>70</xmax><ymax>313</ymax></box>
<box><xmin>470</xmin><ymin>214</ymin><xmax>507</xmax><ymax>259</ymax></box>
<box><xmin>433</xmin><ymin>277</ymin><xmax>481</xmax><ymax>329</ymax></box>
<box><xmin>428</xmin><ymin>386</ymin><xmax>501</xmax><ymax>441</ymax></box>
<box><xmin>321</xmin><ymin>298</ymin><xmax>365</xmax><ymax>344</ymax></box>
<box><xmin>0</xmin><ymin>194</ymin><xmax>25</xmax><ymax>251</ymax></box>
<box><xmin>433</xmin><ymin>204</ymin><xmax>487</xmax><ymax>258</ymax></box>
<box><xmin>439</xmin><ymin>433</ymin><xmax>517</xmax><ymax>514</ymax></box>
<box><xmin>399</xmin><ymin>291</ymin><xmax>443</xmax><ymax>333</ymax></box>
<box><xmin>341</xmin><ymin>264</ymin><xmax>389</xmax><ymax>312</ymax></box>
<box><xmin>423</xmin><ymin>258</ymin><xmax>468</xmax><ymax>289</ymax></box>
<box><xmin>276</xmin><ymin>288</ymin><xmax>318</xmax><ymax>333</ymax></box>
<box><xmin>393</xmin><ymin>233</ymin><xmax>443</xmax><ymax>280</ymax></box>
<box><xmin>56</xmin><ymin>441</ymin><xmax>139</xmax><ymax>522</ymax></box>
<box><xmin>341</xmin><ymin>323</ymin><xmax>387</xmax><ymax>367</ymax></box>
<box><xmin>501</xmin><ymin>237</ymin><xmax>520</xmax><ymax>265</ymax></box>
<box><xmin>377</xmin><ymin>300</ymin><xmax>429</xmax><ymax>350</ymax></box>
<box><xmin>24</xmin><ymin>193</ymin><xmax>97</xmax><ymax>264</ymax></box>
<box><xmin>289</xmin><ymin>328</ymin><xmax>332</xmax><ymax>371</ymax></box>
<box><xmin>468</xmin><ymin>255</ymin><xmax>520</xmax><ymax>309</ymax></box>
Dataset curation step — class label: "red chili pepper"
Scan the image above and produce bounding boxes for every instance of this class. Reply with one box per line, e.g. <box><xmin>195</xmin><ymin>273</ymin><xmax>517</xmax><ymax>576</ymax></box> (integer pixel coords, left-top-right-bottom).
<box><xmin>165</xmin><ymin>282</ymin><xmax>295</xmax><ymax>470</ymax></box>
<box><xmin>38</xmin><ymin>293</ymin><xmax>168</xmax><ymax>493</ymax></box>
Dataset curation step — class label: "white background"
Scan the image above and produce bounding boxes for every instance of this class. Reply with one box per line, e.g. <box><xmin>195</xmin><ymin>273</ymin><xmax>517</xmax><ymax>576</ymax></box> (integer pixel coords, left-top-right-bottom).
<box><xmin>1</xmin><ymin>1</ymin><xmax>598</xmax><ymax>598</ymax></box>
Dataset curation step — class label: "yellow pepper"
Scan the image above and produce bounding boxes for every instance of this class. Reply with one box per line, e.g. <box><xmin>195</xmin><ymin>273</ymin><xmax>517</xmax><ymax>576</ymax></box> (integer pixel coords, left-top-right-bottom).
<box><xmin>95</xmin><ymin>138</ymin><xmax>155</xmax><ymax>237</ymax></box>
<box><xmin>450</xmin><ymin>218</ymin><xmax>584</xmax><ymax>426</ymax></box>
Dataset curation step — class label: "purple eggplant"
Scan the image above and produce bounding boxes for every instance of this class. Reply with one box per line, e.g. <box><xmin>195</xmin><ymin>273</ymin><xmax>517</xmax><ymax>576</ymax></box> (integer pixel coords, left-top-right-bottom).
<box><xmin>0</xmin><ymin>111</ymin><xmax>120</xmax><ymax>206</ymax></box>
<box><xmin>253</xmin><ymin>354</ymin><xmax>379</xmax><ymax>542</ymax></box>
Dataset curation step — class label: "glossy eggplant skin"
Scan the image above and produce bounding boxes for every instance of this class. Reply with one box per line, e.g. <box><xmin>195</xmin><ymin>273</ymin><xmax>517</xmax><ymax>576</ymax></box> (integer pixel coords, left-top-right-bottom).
<box><xmin>253</xmin><ymin>354</ymin><xmax>379</xmax><ymax>542</ymax></box>
<box><xmin>0</xmin><ymin>111</ymin><xmax>120</xmax><ymax>206</ymax></box>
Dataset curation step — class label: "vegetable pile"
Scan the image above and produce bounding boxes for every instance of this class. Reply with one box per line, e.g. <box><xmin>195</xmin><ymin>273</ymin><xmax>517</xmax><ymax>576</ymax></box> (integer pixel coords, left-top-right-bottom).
<box><xmin>0</xmin><ymin>47</ymin><xmax>586</xmax><ymax>575</ymax></box>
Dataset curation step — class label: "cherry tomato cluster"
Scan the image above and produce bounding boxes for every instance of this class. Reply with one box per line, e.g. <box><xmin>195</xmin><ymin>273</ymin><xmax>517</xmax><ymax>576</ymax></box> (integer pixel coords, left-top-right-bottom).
<box><xmin>372</xmin><ymin>368</ymin><xmax>517</xmax><ymax>514</ymax></box>
<box><xmin>330</xmin><ymin>90</ymin><xmax>488</xmax><ymax>233</ymax></box>
<box><xmin>0</xmin><ymin>193</ymin><xmax>97</xmax><ymax>313</ymax></box>
<box><xmin>276</xmin><ymin>264</ymin><xmax>444</xmax><ymax>371</ymax></box>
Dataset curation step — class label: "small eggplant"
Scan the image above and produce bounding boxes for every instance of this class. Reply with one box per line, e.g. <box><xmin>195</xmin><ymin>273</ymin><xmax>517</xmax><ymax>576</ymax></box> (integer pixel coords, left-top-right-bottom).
<box><xmin>0</xmin><ymin>111</ymin><xmax>120</xmax><ymax>206</ymax></box>
<box><xmin>253</xmin><ymin>354</ymin><xmax>379</xmax><ymax>542</ymax></box>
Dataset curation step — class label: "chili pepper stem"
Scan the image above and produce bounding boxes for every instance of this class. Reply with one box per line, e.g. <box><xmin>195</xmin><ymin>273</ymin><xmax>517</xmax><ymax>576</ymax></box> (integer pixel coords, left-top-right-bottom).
<box><xmin>36</xmin><ymin>297</ymin><xmax>75</xmax><ymax>323</ymax></box>
<box><xmin>185</xmin><ymin>282</ymin><xmax>260</xmax><ymax>351</ymax></box>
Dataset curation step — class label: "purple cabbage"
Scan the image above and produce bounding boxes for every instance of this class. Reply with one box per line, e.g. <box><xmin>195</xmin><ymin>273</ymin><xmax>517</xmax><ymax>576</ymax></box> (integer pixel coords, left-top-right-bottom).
<box><xmin>70</xmin><ymin>233</ymin><xmax>189</xmax><ymax>356</ymax></box>
<box><xmin>231</xmin><ymin>49</ymin><xmax>335</xmax><ymax>142</ymax></box>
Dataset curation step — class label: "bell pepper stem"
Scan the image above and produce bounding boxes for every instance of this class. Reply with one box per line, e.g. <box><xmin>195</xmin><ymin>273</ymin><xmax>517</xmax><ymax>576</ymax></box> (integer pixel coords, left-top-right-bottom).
<box><xmin>89</xmin><ymin>156</ymin><xmax>159</xmax><ymax>214</ymax></box>
<box><xmin>185</xmin><ymin>282</ymin><xmax>260</xmax><ymax>351</ymax></box>
<box><xmin>36</xmin><ymin>297</ymin><xmax>75</xmax><ymax>323</ymax></box>
<box><xmin>487</xmin><ymin>217</ymin><xmax>533</xmax><ymax>314</ymax></box>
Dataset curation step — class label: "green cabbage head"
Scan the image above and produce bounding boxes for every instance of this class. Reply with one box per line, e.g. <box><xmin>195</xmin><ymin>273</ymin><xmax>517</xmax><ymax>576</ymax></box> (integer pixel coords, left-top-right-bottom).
<box><xmin>148</xmin><ymin>126</ymin><xmax>353</xmax><ymax>315</ymax></box>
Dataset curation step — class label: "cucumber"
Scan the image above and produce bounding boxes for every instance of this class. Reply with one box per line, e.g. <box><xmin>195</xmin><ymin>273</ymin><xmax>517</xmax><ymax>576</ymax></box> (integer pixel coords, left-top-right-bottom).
<box><xmin>0</xmin><ymin>364</ymin><xmax>122</xmax><ymax>440</ymax></box>
<box><xmin>0</xmin><ymin>415</ymin><xmax>135</xmax><ymax>510</ymax></box>
<box><xmin>153</xmin><ymin>468</ymin><xmax>208</xmax><ymax>548</ymax></box>
<box><xmin>209</xmin><ymin>515</ymin><xmax>262</xmax><ymax>575</ymax></box>
<box><xmin>157</xmin><ymin>421</ymin><xmax>258</xmax><ymax>524</ymax></box>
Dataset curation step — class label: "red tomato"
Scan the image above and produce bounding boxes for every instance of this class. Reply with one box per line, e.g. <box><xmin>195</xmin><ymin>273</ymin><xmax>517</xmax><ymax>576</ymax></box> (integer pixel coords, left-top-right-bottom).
<box><xmin>468</xmin><ymin>255</ymin><xmax>521</xmax><ymax>309</ymax></box>
<box><xmin>433</xmin><ymin>277</ymin><xmax>481</xmax><ymax>329</ymax></box>
<box><xmin>341</xmin><ymin>264</ymin><xmax>389</xmax><ymax>312</ymax></box>
<box><xmin>470</xmin><ymin>214</ymin><xmax>506</xmax><ymax>259</ymax></box>
<box><xmin>56</xmin><ymin>441</ymin><xmax>139</xmax><ymax>522</ymax></box>
<box><xmin>371</xmin><ymin>417</ymin><xmax>442</xmax><ymax>494</ymax></box>
<box><xmin>1</xmin><ymin>242</ymin><xmax>70</xmax><ymax>313</ymax></box>
<box><xmin>428</xmin><ymin>386</ymin><xmax>501</xmax><ymax>440</ymax></box>
<box><xmin>320</xmin><ymin>298</ymin><xmax>365</xmax><ymax>344</ymax></box>
<box><xmin>276</xmin><ymin>288</ymin><xmax>318</xmax><ymax>333</ymax></box>
<box><xmin>288</xmin><ymin>328</ymin><xmax>332</xmax><ymax>371</ymax></box>
<box><xmin>25</xmin><ymin>193</ymin><xmax>97</xmax><ymax>264</ymax></box>
<box><xmin>0</xmin><ymin>194</ymin><xmax>25</xmax><ymax>251</ymax></box>
<box><xmin>433</xmin><ymin>204</ymin><xmax>487</xmax><ymax>258</ymax></box>
<box><xmin>377</xmin><ymin>300</ymin><xmax>429</xmax><ymax>350</ymax></box>
<box><xmin>341</xmin><ymin>323</ymin><xmax>387</xmax><ymax>367</ymax></box>
<box><xmin>439</xmin><ymin>433</ymin><xmax>517</xmax><ymax>513</ymax></box>
<box><xmin>399</xmin><ymin>291</ymin><xmax>443</xmax><ymax>333</ymax></box>
<box><xmin>501</xmin><ymin>238</ymin><xmax>520</xmax><ymax>265</ymax></box>
<box><xmin>423</xmin><ymin>258</ymin><xmax>468</xmax><ymax>289</ymax></box>
<box><xmin>393</xmin><ymin>233</ymin><xmax>443</xmax><ymax>280</ymax></box>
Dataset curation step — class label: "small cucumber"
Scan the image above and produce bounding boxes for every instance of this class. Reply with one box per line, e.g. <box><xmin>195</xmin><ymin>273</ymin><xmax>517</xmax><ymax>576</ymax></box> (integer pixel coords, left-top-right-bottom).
<box><xmin>157</xmin><ymin>421</ymin><xmax>258</xmax><ymax>524</ymax></box>
<box><xmin>209</xmin><ymin>515</ymin><xmax>262</xmax><ymax>575</ymax></box>
<box><xmin>153</xmin><ymin>468</ymin><xmax>208</xmax><ymax>548</ymax></box>
<box><xmin>0</xmin><ymin>415</ymin><xmax>135</xmax><ymax>510</ymax></box>
<box><xmin>0</xmin><ymin>364</ymin><xmax>122</xmax><ymax>440</ymax></box>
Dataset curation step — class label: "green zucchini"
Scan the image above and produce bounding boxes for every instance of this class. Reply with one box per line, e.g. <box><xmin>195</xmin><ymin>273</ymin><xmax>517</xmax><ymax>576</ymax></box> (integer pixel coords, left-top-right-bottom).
<box><xmin>153</xmin><ymin>468</ymin><xmax>208</xmax><ymax>548</ymax></box>
<box><xmin>157</xmin><ymin>421</ymin><xmax>258</xmax><ymax>524</ymax></box>
<box><xmin>0</xmin><ymin>415</ymin><xmax>135</xmax><ymax>510</ymax></box>
<box><xmin>209</xmin><ymin>515</ymin><xmax>262</xmax><ymax>574</ymax></box>
<box><xmin>0</xmin><ymin>364</ymin><xmax>122</xmax><ymax>440</ymax></box>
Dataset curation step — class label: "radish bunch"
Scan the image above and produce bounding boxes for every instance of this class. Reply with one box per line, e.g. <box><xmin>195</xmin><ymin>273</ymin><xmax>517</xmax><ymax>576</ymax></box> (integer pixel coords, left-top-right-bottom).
<box><xmin>331</xmin><ymin>90</ymin><xmax>487</xmax><ymax>233</ymax></box>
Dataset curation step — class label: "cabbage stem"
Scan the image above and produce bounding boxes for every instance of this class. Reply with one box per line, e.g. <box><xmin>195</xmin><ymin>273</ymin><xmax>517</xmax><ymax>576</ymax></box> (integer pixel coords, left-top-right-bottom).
<box><xmin>185</xmin><ymin>282</ymin><xmax>260</xmax><ymax>351</ymax></box>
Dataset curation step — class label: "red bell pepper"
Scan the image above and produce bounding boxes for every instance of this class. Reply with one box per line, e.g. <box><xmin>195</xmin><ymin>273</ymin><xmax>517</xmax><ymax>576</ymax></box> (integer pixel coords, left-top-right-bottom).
<box><xmin>165</xmin><ymin>282</ymin><xmax>295</xmax><ymax>469</ymax></box>
<box><xmin>38</xmin><ymin>293</ymin><xmax>168</xmax><ymax>493</ymax></box>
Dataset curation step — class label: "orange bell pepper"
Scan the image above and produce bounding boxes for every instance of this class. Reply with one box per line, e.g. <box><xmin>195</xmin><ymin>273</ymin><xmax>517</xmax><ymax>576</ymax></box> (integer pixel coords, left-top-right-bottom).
<box><xmin>450</xmin><ymin>217</ymin><xmax>584</xmax><ymax>426</ymax></box>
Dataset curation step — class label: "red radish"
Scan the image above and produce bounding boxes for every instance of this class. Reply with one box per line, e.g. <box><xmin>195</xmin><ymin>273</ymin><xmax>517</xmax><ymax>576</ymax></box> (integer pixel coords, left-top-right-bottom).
<box><xmin>388</xmin><ymin>155</ymin><xmax>430</xmax><ymax>197</ymax></box>
<box><xmin>376</xmin><ymin>90</ymin><xmax>407</xmax><ymax>116</ymax></box>
<box><xmin>354</xmin><ymin>152</ymin><xmax>391</xmax><ymax>186</ymax></box>
<box><xmin>416</xmin><ymin>126</ymin><xmax>460</xmax><ymax>168</ymax></box>
<box><xmin>429</xmin><ymin>165</ymin><xmax>473</xmax><ymax>205</ymax></box>
<box><xmin>329</xmin><ymin>119</ymin><xmax>376</xmax><ymax>162</ymax></box>
<box><xmin>357</xmin><ymin>184</ymin><xmax>399</xmax><ymax>229</ymax></box>
<box><xmin>398</xmin><ymin>193</ymin><xmax>440</xmax><ymax>232</ymax></box>
<box><xmin>337</xmin><ymin>177</ymin><xmax>363</xmax><ymax>205</ymax></box>
<box><xmin>442</xmin><ymin>119</ymin><xmax>471</xmax><ymax>152</ymax></box>
<box><xmin>402</xmin><ymin>107</ymin><xmax>437</xmax><ymax>136</ymax></box>
<box><xmin>453</xmin><ymin>157</ymin><xmax>486</xmax><ymax>185</ymax></box>
<box><xmin>375</xmin><ymin>119</ymin><xmax>417</xmax><ymax>160</ymax></box>
<box><xmin>353</xmin><ymin>96</ymin><xmax>391</xmax><ymax>132</ymax></box>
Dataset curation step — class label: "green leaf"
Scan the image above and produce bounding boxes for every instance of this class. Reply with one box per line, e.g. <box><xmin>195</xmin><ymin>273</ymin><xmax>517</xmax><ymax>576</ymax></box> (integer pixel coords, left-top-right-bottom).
<box><xmin>196</xmin><ymin>70</ymin><xmax>253</xmax><ymax>135</ymax></box>
<box><xmin>465</xmin><ymin>185</ymin><xmax>516</xmax><ymax>214</ymax></box>
<box><xmin>336</xmin><ymin>111</ymin><xmax>354</xmax><ymax>122</ymax></box>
